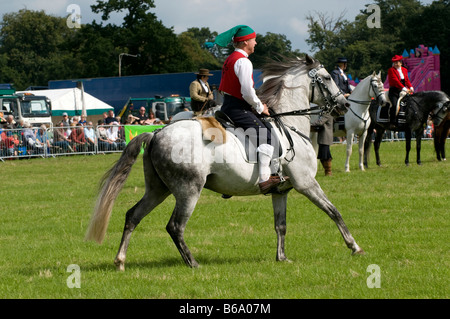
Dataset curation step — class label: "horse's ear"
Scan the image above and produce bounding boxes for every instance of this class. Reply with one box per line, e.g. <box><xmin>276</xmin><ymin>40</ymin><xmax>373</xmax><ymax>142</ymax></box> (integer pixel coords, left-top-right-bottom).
<box><xmin>377</xmin><ymin>71</ymin><xmax>382</xmax><ymax>78</ymax></box>
<box><xmin>305</xmin><ymin>54</ymin><xmax>315</xmax><ymax>65</ymax></box>
<box><xmin>372</xmin><ymin>71</ymin><xmax>376</xmax><ymax>76</ymax></box>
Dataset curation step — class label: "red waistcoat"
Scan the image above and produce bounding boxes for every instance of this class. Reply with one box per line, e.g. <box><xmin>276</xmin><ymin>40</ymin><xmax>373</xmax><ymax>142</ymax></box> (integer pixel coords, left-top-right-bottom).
<box><xmin>219</xmin><ymin>51</ymin><xmax>253</xmax><ymax>100</ymax></box>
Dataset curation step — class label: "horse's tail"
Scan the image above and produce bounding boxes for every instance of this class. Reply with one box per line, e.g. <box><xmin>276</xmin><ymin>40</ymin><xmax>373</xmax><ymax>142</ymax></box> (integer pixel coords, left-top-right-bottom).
<box><xmin>85</xmin><ymin>132</ymin><xmax>154</xmax><ymax>244</ymax></box>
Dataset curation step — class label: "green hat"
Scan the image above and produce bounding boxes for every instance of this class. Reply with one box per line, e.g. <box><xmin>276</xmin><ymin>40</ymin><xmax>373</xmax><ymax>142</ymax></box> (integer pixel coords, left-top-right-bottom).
<box><xmin>214</xmin><ymin>25</ymin><xmax>256</xmax><ymax>47</ymax></box>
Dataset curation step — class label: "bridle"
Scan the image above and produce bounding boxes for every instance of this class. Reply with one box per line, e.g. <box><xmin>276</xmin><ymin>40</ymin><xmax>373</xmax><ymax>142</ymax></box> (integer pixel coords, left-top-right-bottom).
<box><xmin>309</xmin><ymin>65</ymin><xmax>344</xmax><ymax>114</ymax></box>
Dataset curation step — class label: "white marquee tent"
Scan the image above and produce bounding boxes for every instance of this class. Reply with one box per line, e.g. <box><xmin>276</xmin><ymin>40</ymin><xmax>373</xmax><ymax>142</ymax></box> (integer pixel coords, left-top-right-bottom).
<box><xmin>18</xmin><ymin>88</ymin><xmax>113</xmax><ymax>117</ymax></box>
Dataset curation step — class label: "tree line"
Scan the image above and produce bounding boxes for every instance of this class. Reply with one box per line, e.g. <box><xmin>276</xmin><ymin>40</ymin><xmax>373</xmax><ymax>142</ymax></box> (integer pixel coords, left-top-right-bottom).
<box><xmin>0</xmin><ymin>0</ymin><xmax>448</xmax><ymax>93</ymax></box>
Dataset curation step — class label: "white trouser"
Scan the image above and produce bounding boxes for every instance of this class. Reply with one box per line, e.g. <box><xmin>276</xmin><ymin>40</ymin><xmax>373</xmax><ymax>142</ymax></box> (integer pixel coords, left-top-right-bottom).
<box><xmin>257</xmin><ymin>144</ymin><xmax>274</xmax><ymax>183</ymax></box>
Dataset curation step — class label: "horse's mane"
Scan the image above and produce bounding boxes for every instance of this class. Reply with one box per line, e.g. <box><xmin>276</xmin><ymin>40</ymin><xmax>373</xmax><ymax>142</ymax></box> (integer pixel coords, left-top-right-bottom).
<box><xmin>257</xmin><ymin>55</ymin><xmax>321</xmax><ymax>109</ymax></box>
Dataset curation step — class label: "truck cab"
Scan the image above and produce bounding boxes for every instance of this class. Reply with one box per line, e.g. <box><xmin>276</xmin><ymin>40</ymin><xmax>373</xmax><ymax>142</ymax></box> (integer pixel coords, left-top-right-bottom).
<box><xmin>0</xmin><ymin>84</ymin><xmax>52</xmax><ymax>127</ymax></box>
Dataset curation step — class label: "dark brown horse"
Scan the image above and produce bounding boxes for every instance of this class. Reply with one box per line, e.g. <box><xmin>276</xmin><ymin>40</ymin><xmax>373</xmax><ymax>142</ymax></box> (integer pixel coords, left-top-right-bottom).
<box><xmin>364</xmin><ymin>91</ymin><xmax>450</xmax><ymax>167</ymax></box>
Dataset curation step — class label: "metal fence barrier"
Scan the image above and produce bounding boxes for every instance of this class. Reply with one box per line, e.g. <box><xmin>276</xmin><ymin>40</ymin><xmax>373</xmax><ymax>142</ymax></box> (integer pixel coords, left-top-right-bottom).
<box><xmin>0</xmin><ymin>124</ymin><xmax>127</xmax><ymax>161</ymax></box>
<box><xmin>1</xmin><ymin>125</ymin><xmax>447</xmax><ymax>162</ymax></box>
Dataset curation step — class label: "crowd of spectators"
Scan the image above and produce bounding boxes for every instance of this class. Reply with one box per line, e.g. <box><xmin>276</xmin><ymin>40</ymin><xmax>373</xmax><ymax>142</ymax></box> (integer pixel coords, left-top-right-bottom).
<box><xmin>0</xmin><ymin>108</ymin><xmax>165</xmax><ymax>159</ymax></box>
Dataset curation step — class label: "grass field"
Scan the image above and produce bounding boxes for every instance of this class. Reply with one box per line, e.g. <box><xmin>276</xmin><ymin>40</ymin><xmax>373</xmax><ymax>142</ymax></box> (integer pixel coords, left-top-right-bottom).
<box><xmin>0</xmin><ymin>139</ymin><xmax>448</xmax><ymax>299</ymax></box>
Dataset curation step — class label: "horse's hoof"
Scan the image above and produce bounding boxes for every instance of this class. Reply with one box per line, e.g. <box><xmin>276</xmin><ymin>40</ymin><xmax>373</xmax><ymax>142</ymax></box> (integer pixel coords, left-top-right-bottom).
<box><xmin>352</xmin><ymin>248</ymin><xmax>365</xmax><ymax>256</ymax></box>
<box><xmin>115</xmin><ymin>260</ymin><xmax>125</xmax><ymax>272</ymax></box>
<box><xmin>277</xmin><ymin>256</ymin><xmax>292</xmax><ymax>263</ymax></box>
<box><xmin>187</xmin><ymin>260</ymin><xmax>199</xmax><ymax>268</ymax></box>
<box><xmin>417</xmin><ymin>162</ymin><xmax>422</xmax><ymax>166</ymax></box>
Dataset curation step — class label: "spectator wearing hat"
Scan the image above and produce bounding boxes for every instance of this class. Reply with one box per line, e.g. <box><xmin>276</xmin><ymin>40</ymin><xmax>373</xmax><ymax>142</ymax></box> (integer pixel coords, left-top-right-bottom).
<box><xmin>215</xmin><ymin>25</ymin><xmax>288</xmax><ymax>194</ymax></box>
<box><xmin>190</xmin><ymin>69</ymin><xmax>216</xmax><ymax>115</ymax></box>
<box><xmin>388</xmin><ymin>55</ymin><xmax>414</xmax><ymax>127</ymax></box>
<box><xmin>331</xmin><ymin>57</ymin><xmax>352</xmax><ymax>98</ymax></box>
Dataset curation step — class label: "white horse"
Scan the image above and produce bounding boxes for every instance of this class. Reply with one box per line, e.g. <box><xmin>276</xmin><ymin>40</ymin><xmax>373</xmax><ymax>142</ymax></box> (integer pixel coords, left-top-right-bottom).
<box><xmin>336</xmin><ymin>72</ymin><xmax>387</xmax><ymax>171</ymax></box>
<box><xmin>85</xmin><ymin>55</ymin><xmax>364</xmax><ymax>270</ymax></box>
<box><xmin>312</xmin><ymin>72</ymin><xmax>387</xmax><ymax>172</ymax></box>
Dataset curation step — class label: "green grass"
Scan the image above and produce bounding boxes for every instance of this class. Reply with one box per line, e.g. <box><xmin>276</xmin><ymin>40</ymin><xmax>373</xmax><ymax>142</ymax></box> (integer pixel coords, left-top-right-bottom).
<box><xmin>0</xmin><ymin>140</ymin><xmax>448</xmax><ymax>299</ymax></box>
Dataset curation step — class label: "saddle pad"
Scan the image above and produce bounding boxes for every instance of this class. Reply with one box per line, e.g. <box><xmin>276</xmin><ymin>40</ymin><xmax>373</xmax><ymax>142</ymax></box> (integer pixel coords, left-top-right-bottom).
<box><xmin>215</xmin><ymin>111</ymin><xmax>283</xmax><ymax>163</ymax></box>
<box><xmin>335</xmin><ymin>115</ymin><xmax>345</xmax><ymax>131</ymax></box>
<box><xmin>376</xmin><ymin>105</ymin><xmax>390</xmax><ymax>123</ymax></box>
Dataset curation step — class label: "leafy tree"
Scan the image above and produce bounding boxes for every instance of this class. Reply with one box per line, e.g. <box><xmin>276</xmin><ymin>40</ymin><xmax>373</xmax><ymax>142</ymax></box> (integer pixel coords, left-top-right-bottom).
<box><xmin>90</xmin><ymin>0</ymin><xmax>190</xmax><ymax>74</ymax></box>
<box><xmin>178</xmin><ymin>31</ymin><xmax>222</xmax><ymax>71</ymax></box>
<box><xmin>0</xmin><ymin>9</ymin><xmax>71</xmax><ymax>89</ymax></box>
<box><xmin>251</xmin><ymin>32</ymin><xmax>304</xmax><ymax>68</ymax></box>
<box><xmin>91</xmin><ymin>0</ymin><xmax>156</xmax><ymax>28</ymax></box>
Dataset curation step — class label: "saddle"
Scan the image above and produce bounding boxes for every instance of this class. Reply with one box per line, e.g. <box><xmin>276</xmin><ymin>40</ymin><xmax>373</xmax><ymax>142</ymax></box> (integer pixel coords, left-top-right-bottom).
<box><xmin>376</xmin><ymin>94</ymin><xmax>409</xmax><ymax>129</ymax></box>
<box><xmin>214</xmin><ymin>110</ymin><xmax>283</xmax><ymax>163</ymax></box>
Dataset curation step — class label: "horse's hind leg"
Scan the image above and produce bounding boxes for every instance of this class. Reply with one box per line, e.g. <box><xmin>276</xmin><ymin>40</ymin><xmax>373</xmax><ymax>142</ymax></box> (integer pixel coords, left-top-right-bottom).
<box><xmin>299</xmin><ymin>181</ymin><xmax>364</xmax><ymax>255</ymax></box>
<box><xmin>166</xmin><ymin>191</ymin><xmax>203</xmax><ymax>268</ymax></box>
<box><xmin>114</xmin><ymin>186</ymin><xmax>170</xmax><ymax>271</ymax></box>
<box><xmin>115</xmin><ymin>159</ymin><xmax>170</xmax><ymax>271</ymax></box>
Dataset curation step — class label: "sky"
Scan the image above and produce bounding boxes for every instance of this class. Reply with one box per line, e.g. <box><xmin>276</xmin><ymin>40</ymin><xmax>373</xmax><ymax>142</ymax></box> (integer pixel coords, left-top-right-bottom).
<box><xmin>0</xmin><ymin>0</ymin><xmax>436</xmax><ymax>54</ymax></box>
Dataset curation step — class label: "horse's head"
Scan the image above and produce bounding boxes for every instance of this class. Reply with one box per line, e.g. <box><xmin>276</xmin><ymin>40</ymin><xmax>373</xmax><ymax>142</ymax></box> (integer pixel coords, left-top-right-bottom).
<box><xmin>371</xmin><ymin>71</ymin><xmax>388</xmax><ymax>107</ymax></box>
<box><xmin>306</xmin><ymin>55</ymin><xmax>350</xmax><ymax>116</ymax></box>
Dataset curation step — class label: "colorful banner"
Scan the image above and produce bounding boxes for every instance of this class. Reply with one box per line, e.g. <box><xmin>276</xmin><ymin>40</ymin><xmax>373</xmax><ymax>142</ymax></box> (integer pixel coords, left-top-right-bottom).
<box><xmin>124</xmin><ymin>125</ymin><xmax>165</xmax><ymax>153</ymax></box>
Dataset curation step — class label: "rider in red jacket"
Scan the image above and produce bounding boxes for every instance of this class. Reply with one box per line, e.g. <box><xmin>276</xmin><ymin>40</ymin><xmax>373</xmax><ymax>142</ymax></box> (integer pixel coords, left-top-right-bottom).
<box><xmin>388</xmin><ymin>55</ymin><xmax>414</xmax><ymax>126</ymax></box>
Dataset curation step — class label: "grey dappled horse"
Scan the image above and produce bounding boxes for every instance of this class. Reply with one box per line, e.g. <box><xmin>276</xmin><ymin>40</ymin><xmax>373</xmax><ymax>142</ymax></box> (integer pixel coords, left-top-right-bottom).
<box><xmin>85</xmin><ymin>55</ymin><xmax>364</xmax><ymax>270</ymax></box>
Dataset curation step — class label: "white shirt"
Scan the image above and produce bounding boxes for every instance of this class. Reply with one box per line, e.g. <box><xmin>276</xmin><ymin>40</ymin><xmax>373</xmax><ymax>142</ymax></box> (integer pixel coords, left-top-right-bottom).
<box><xmin>396</xmin><ymin>67</ymin><xmax>405</xmax><ymax>80</ymax></box>
<box><xmin>338</xmin><ymin>67</ymin><xmax>348</xmax><ymax>81</ymax></box>
<box><xmin>395</xmin><ymin>66</ymin><xmax>413</xmax><ymax>92</ymax></box>
<box><xmin>199</xmin><ymin>79</ymin><xmax>209</xmax><ymax>93</ymax></box>
<box><xmin>233</xmin><ymin>49</ymin><xmax>264</xmax><ymax>114</ymax></box>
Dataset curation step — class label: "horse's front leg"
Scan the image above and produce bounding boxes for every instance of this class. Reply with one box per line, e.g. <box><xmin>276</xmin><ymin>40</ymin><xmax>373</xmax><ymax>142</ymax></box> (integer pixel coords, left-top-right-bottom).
<box><xmin>345</xmin><ymin>132</ymin><xmax>354</xmax><ymax>172</ymax></box>
<box><xmin>297</xmin><ymin>180</ymin><xmax>364</xmax><ymax>255</ymax></box>
<box><xmin>374</xmin><ymin>128</ymin><xmax>384</xmax><ymax>166</ymax></box>
<box><xmin>272</xmin><ymin>193</ymin><xmax>291</xmax><ymax>262</ymax></box>
<box><xmin>415</xmin><ymin>129</ymin><xmax>422</xmax><ymax>165</ymax></box>
<box><xmin>358</xmin><ymin>131</ymin><xmax>368</xmax><ymax>171</ymax></box>
<box><xmin>405</xmin><ymin>129</ymin><xmax>412</xmax><ymax>166</ymax></box>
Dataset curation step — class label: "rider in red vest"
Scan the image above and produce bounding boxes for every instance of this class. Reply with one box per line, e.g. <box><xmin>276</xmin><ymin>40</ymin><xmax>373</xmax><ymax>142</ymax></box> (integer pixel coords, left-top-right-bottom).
<box><xmin>215</xmin><ymin>25</ymin><xmax>288</xmax><ymax>193</ymax></box>
<box><xmin>388</xmin><ymin>55</ymin><xmax>414</xmax><ymax>127</ymax></box>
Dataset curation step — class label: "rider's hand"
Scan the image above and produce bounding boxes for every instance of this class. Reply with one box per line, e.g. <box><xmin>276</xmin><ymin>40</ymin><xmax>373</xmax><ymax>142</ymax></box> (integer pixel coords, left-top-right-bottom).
<box><xmin>262</xmin><ymin>103</ymin><xmax>270</xmax><ymax>116</ymax></box>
